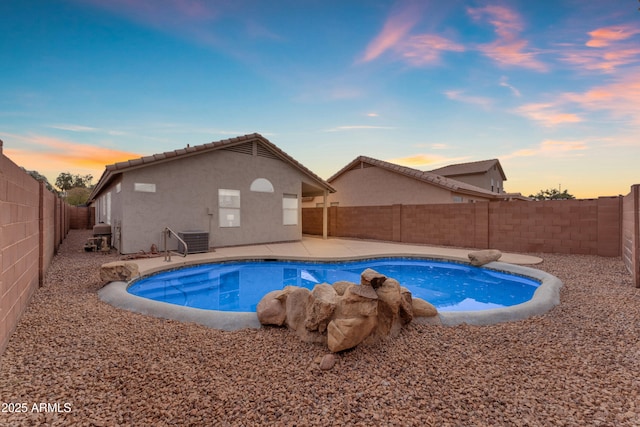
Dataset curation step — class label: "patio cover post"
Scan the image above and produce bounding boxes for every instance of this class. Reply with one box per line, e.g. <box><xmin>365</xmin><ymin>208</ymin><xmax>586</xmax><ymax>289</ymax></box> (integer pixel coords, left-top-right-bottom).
<box><xmin>322</xmin><ymin>190</ymin><xmax>328</xmax><ymax>239</ymax></box>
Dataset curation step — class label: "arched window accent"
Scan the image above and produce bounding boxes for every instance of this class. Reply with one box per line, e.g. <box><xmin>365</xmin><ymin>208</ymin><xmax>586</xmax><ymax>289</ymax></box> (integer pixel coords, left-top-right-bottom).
<box><xmin>250</xmin><ymin>178</ymin><xmax>274</xmax><ymax>193</ymax></box>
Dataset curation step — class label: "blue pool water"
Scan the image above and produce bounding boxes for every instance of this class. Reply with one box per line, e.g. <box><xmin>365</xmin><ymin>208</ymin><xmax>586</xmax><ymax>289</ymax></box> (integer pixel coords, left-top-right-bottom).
<box><xmin>128</xmin><ymin>258</ymin><xmax>541</xmax><ymax>313</ymax></box>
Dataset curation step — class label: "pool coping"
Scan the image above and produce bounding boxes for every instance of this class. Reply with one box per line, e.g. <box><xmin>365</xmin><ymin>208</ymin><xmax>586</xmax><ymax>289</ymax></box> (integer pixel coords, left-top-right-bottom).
<box><xmin>98</xmin><ymin>254</ymin><xmax>563</xmax><ymax>330</ymax></box>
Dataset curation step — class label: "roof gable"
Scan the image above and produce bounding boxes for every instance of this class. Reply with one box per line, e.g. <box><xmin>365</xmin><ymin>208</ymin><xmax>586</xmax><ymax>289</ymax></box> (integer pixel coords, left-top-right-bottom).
<box><xmin>89</xmin><ymin>133</ymin><xmax>334</xmax><ymax>201</ymax></box>
<box><xmin>329</xmin><ymin>156</ymin><xmax>500</xmax><ymax>198</ymax></box>
<box><xmin>429</xmin><ymin>159</ymin><xmax>506</xmax><ymax>181</ymax></box>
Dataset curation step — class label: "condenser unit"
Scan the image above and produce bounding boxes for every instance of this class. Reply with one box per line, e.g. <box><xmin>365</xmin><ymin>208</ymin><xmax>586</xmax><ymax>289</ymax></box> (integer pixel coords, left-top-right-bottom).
<box><xmin>178</xmin><ymin>231</ymin><xmax>209</xmax><ymax>254</ymax></box>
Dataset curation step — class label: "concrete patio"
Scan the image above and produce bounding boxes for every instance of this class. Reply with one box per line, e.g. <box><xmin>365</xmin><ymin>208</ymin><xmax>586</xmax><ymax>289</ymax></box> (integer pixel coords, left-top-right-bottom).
<box><xmin>130</xmin><ymin>235</ymin><xmax>543</xmax><ymax>276</ymax></box>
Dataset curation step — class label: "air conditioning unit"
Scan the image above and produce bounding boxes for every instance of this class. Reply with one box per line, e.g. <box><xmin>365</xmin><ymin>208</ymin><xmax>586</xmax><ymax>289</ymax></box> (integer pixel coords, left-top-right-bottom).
<box><xmin>178</xmin><ymin>231</ymin><xmax>209</xmax><ymax>254</ymax></box>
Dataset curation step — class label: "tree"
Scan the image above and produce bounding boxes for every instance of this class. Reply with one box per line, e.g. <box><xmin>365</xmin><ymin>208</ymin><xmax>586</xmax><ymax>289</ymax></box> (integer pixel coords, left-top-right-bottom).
<box><xmin>65</xmin><ymin>187</ymin><xmax>91</xmax><ymax>206</ymax></box>
<box><xmin>23</xmin><ymin>168</ymin><xmax>58</xmax><ymax>194</ymax></box>
<box><xmin>529</xmin><ymin>187</ymin><xmax>576</xmax><ymax>200</ymax></box>
<box><xmin>55</xmin><ymin>172</ymin><xmax>93</xmax><ymax>192</ymax></box>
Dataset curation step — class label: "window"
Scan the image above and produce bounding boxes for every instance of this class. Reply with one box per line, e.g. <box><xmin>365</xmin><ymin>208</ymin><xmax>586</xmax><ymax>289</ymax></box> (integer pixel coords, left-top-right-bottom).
<box><xmin>452</xmin><ymin>196</ymin><xmax>463</xmax><ymax>203</ymax></box>
<box><xmin>219</xmin><ymin>189</ymin><xmax>240</xmax><ymax>227</ymax></box>
<box><xmin>283</xmin><ymin>194</ymin><xmax>298</xmax><ymax>225</ymax></box>
<box><xmin>134</xmin><ymin>183</ymin><xmax>156</xmax><ymax>193</ymax></box>
<box><xmin>116</xmin><ymin>183</ymin><xmax>121</xmax><ymax>193</ymax></box>
<box><xmin>106</xmin><ymin>192</ymin><xmax>111</xmax><ymax>224</ymax></box>
<box><xmin>250</xmin><ymin>178</ymin><xmax>274</xmax><ymax>193</ymax></box>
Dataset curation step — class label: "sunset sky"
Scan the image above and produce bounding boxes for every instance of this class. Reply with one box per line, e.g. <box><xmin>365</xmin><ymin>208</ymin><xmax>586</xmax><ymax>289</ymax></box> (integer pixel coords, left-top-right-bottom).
<box><xmin>1</xmin><ymin>0</ymin><xmax>638</xmax><ymax>198</ymax></box>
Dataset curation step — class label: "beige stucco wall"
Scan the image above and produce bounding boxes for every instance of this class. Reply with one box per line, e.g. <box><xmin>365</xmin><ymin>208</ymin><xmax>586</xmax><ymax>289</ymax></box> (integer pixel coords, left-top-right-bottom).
<box><xmin>305</xmin><ymin>166</ymin><xmax>484</xmax><ymax>207</ymax></box>
<box><xmin>115</xmin><ymin>149</ymin><xmax>307</xmax><ymax>253</ymax></box>
<box><xmin>450</xmin><ymin>168</ymin><xmax>504</xmax><ymax>193</ymax></box>
<box><xmin>95</xmin><ymin>178</ymin><xmax>124</xmax><ymax>250</ymax></box>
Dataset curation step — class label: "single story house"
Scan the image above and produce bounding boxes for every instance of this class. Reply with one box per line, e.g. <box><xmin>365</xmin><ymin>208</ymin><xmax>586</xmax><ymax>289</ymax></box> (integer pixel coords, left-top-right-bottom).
<box><xmin>302</xmin><ymin>156</ymin><xmax>527</xmax><ymax>208</ymax></box>
<box><xmin>88</xmin><ymin>133</ymin><xmax>335</xmax><ymax>254</ymax></box>
<box><xmin>428</xmin><ymin>158</ymin><xmax>506</xmax><ymax>194</ymax></box>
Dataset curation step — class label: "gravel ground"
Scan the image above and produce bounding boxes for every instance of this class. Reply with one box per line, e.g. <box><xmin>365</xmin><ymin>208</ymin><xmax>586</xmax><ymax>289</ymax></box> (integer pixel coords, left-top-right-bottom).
<box><xmin>1</xmin><ymin>229</ymin><xmax>639</xmax><ymax>426</ymax></box>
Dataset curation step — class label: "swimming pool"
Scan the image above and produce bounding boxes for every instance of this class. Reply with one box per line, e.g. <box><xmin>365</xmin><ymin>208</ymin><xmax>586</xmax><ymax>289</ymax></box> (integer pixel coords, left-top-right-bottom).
<box><xmin>127</xmin><ymin>257</ymin><xmax>541</xmax><ymax>312</ymax></box>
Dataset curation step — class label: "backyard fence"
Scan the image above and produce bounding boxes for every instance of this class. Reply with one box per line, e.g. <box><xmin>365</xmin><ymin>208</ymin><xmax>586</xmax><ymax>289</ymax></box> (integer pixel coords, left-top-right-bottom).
<box><xmin>303</xmin><ymin>187</ymin><xmax>640</xmax><ymax>287</ymax></box>
<box><xmin>622</xmin><ymin>185</ymin><xmax>640</xmax><ymax>287</ymax></box>
<box><xmin>0</xmin><ymin>143</ymin><xmax>94</xmax><ymax>354</ymax></box>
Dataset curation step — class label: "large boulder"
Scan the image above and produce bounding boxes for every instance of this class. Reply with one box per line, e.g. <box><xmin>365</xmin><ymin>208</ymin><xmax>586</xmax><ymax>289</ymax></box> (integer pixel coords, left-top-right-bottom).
<box><xmin>100</xmin><ymin>261</ymin><xmax>139</xmax><ymax>282</ymax></box>
<box><xmin>361</xmin><ymin>268</ymin><xmax>387</xmax><ymax>289</ymax></box>
<box><xmin>305</xmin><ymin>284</ymin><xmax>338</xmax><ymax>333</ymax></box>
<box><xmin>374</xmin><ymin>278</ymin><xmax>404</xmax><ymax>338</ymax></box>
<box><xmin>256</xmin><ymin>289</ymin><xmax>289</xmax><ymax>326</ymax></box>
<box><xmin>468</xmin><ymin>249</ymin><xmax>502</xmax><ymax>266</ymax></box>
<box><xmin>412</xmin><ymin>297</ymin><xmax>438</xmax><ymax>317</ymax></box>
<box><xmin>256</xmin><ymin>268</ymin><xmax>438</xmax><ymax>353</ymax></box>
<box><xmin>327</xmin><ymin>316</ymin><xmax>378</xmax><ymax>353</ymax></box>
<box><xmin>399</xmin><ymin>286</ymin><xmax>414</xmax><ymax>325</ymax></box>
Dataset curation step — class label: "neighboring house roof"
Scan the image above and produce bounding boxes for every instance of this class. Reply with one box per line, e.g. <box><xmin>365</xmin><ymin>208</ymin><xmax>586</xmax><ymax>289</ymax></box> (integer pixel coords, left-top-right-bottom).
<box><xmin>88</xmin><ymin>133</ymin><xmax>335</xmax><ymax>202</ymax></box>
<box><xmin>328</xmin><ymin>156</ymin><xmax>504</xmax><ymax>199</ymax></box>
<box><xmin>429</xmin><ymin>159</ymin><xmax>507</xmax><ymax>181</ymax></box>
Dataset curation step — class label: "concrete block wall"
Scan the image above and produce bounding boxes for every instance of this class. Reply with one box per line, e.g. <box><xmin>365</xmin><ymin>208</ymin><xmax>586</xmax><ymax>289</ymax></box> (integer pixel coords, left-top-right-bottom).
<box><xmin>40</xmin><ymin>184</ymin><xmax>56</xmax><ymax>286</ymax></box>
<box><xmin>622</xmin><ymin>185</ymin><xmax>640</xmax><ymax>287</ymax></box>
<box><xmin>1</xmin><ymin>149</ymin><xmax>41</xmax><ymax>355</ymax></box>
<box><xmin>334</xmin><ymin>206</ymin><xmax>394</xmax><ymax>241</ymax></box>
<box><xmin>69</xmin><ymin>206</ymin><xmax>95</xmax><ymax>230</ymax></box>
<box><xmin>1</xmin><ymin>144</ymin><xmax>73</xmax><ymax>355</ymax></box>
<box><xmin>303</xmin><ymin>194</ymin><xmax>631</xmax><ymax>259</ymax></box>
<box><xmin>401</xmin><ymin>203</ymin><xmax>486</xmax><ymax>248</ymax></box>
<box><xmin>489</xmin><ymin>199</ymin><xmax>602</xmax><ymax>255</ymax></box>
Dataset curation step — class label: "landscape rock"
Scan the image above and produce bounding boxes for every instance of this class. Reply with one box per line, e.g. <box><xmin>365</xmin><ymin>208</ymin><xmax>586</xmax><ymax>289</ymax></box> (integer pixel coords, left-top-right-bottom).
<box><xmin>468</xmin><ymin>249</ymin><xmax>502</xmax><ymax>266</ymax></box>
<box><xmin>327</xmin><ymin>316</ymin><xmax>377</xmax><ymax>353</ymax></box>
<box><xmin>3</xmin><ymin>229</ymin><xmax>637</xmax><ymax>426</ymax></box>
<box><xmin>256</xmin><ymin>289</ymin><xmax>288</xmax><ymax>326</ymax></box>
<box><xmin>331</xmin><ymin>280</ymin><xmax>352</xmax><ymax>296</ymax></box>
<box><xmin>361</xmin><ymin>268</ymin><xmax>387</xmax><ymax>288</ymax></box>
<box><xmin>318</xmin><ymin>353</ymin><xmax>337</xmax><ymax>371</ymax></box>
<box><xmin>305</xmin><ymin>284</ymin><xmax>337</xmax><ymax>333</ymax></box>
<box><xmin>399</xmin><ymin>286</ymin><xmax>414</xmax><ymax>325</ymax></box>
<box><xmin>374</xmin><ymin>278</ymin><xmax>404</xmax><ymax>338</ymax></box>
<box><xmin>258</xmin><ymin>269</ymin><xmax>428</xmax><ymax>352</ymax></box>
<box><xmin>99</xmin><ymin>261</ymin><xmax>139</xmax><ymax>282</ymax></box>
<box><xmin>412</xmin><ymin>297</ymin><xmax>438</xmax><ymax>317</ymax></box>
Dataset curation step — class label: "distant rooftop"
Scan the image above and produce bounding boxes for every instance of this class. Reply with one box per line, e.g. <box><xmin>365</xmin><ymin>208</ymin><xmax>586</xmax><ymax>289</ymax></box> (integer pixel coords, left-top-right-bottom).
<box><xmin>429</xmin><ymin>159</ymin><xmax>506</xmax><ymax>181</ymax></box>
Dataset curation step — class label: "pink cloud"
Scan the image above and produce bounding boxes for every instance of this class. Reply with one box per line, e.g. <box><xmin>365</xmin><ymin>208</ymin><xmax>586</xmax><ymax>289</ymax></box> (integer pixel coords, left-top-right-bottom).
<box><xmin>562</xmin><ymin>73</ymin><xmax>640</xmax><ymax>124</ymax></box>
<box><xmin>358</xmin><ymin>1</ymin><xmax>463</xmax><ymax>66</ymax></box>
<box><xmin>561</xmin><ymin>48</ymin><xmax>640</xmax><ymax>72</ymax></box>
<box><xmin>516</xmin><ymin>72</ymin><xmax>640</xmax><ymax>128</ymax></box>
<box><xmin>75</xmin><ymin>0</ymin><xmax>248</xmax><ymax>53</ymax></box>
<box><xmin>503</xmin><ymin>139</ymin><xmax>587</xmax><ymax>160</ymax></box>
<box><xmin>586</xmin><ymin>25</ymin><xmax>640</xmax><ymax>48</ymax></box>
<box><xmin>467</xmin><ymin>5</ymin><xmax>547</xmax><ymax>71</ymax></box>
<box><xmin>561</xmin><ymin>24</ymin><xmax>640</xmax><ymax>72</ymax></box>
<box><xmin>400</xmin><ymin>34</ymin><xmax>465</xmax><ymax>65</ymax></box>
<box><xmin>467</xmin><ymin>5</ymin><xmax>523</xmax><ymax>38</ymax></box>
<box><xmin>515</xmin><ymin>103</ymin><xmax>582</xmax><ymax>126</ymax></box>
<box><xmin>444</xmin><ymin>90</ymin><xmax>492</xmax><ymax>108</ymax></box>
<box><xmin>360</xmin><ymin>1</ymin><xmax>424</xmax><ymax>62</ymax></box>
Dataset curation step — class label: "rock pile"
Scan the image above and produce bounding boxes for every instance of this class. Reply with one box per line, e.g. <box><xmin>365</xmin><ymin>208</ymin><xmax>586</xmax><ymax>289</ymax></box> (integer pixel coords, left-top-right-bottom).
<box><xmin>257</xmin><ymin>268</ymin><xmax>437</xmax><ymax>353</ymax></box>
<box><xmin>99</xmin><ymin>261</ymin><xmax>139</xmax><ymax>282</ymax></box>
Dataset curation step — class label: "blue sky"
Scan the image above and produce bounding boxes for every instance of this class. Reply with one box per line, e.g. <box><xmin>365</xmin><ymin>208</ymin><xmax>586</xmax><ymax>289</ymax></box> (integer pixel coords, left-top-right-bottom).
<box><xmin>1</xmin><ymin>0</ymin><xmax>639</xmax><ymax>198</ymax></box>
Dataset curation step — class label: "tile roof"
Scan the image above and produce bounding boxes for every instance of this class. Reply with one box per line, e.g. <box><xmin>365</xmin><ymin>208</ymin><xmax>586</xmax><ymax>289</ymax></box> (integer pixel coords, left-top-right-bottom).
<box><xmin>89</xmin><ymin>133</ymin><xmax>334</xmax><ymax>202</ymax></box>
<box><xmin>429</xmin><ymin>158</ymin><xmax>506</xmax><ymax>181</ymax></box>
<box><xmin>328</xmin><ymin>156</ymin><xmax>500</xmax><ymax>198</ymax></box>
